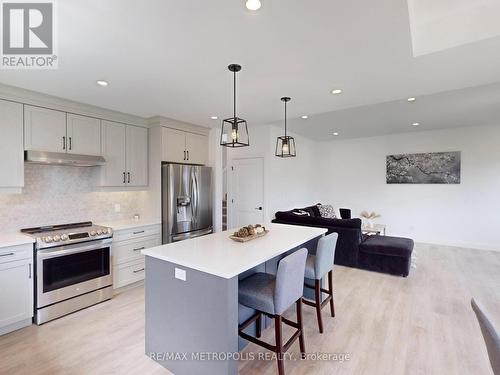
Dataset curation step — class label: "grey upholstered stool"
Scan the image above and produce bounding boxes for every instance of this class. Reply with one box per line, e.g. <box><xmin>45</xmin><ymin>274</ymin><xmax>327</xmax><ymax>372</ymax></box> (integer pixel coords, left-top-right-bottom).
<box><xmin>238</xmin><ymin>248</ymin><xmax>308</xmax><ymax>375</ymax></box>
<box><xmin>302</xmin><ymin>232</ymin><xmax>338</xmax><ymax>333</ymax></box>
<box><xmin>472</xmin><ymin>298</ymin><xmax>500</xmax><ymax>375</ymax></box>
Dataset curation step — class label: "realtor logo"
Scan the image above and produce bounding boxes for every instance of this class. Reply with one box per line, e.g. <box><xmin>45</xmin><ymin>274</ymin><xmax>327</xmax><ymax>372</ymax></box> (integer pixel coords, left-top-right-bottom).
<box><xmin>1</xmin><ymin>0</ymin><xmax>57</xmax><ymax>69</ymax></box>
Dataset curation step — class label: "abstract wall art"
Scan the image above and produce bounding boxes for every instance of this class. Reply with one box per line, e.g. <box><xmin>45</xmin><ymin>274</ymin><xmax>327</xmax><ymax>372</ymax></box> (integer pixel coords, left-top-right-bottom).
<box><xmin>386</xmin><ymin>151</ymin><xmax>461</xmax><ymax>184</ymax></box>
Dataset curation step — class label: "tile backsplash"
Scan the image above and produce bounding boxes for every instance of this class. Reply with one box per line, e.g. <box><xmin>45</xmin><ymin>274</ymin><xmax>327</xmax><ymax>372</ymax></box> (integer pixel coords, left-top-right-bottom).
<box><xmin>0</xmin><ymin>164</ymin><xmax>150</xmax><ymax>232</ymax></box>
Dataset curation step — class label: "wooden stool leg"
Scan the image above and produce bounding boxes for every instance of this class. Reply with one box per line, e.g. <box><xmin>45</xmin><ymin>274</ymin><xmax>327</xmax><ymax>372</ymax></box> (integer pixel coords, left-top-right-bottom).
<box><xmin>328</xmin><ymin>271</ymin><xmax>335</xmax><ymax>318</ymax></box>
<box><xmin>315</xmin><ymin>280</ymin><xmax>324</xmax><ymax>334</ymax></box>
<box><xmin>275</xmin><ymin>315</ymin><xmax>285</xmax><ymax>375</ymax></box>
<box><xmin>256</xmin><ymin>312</ymin><xmax>262</xmax><ymax>338</ymax></box>
<box><xmin>296</xmin><ymin>299</ymin><xmax>306</xmax><ymax>358</ymax></box>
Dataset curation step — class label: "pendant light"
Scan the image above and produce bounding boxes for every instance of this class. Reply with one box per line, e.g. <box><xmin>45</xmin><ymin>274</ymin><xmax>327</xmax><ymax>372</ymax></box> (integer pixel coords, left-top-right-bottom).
<box><xmin>220</xmin><ymin>64</ymin><xmax>249</xmax><ymax>148</ymax></box>
<box><xmin>275</xmin><ymin>97</ymin><xmax>296</xmax><ymax>157</ymax></box>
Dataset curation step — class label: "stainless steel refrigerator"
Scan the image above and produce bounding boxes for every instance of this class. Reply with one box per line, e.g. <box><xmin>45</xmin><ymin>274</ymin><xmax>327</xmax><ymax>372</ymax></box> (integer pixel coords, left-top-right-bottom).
<box><xmin>162</xmin><ymin>164</ymin><xmax>213</xmax><ymax>244</ymax></box>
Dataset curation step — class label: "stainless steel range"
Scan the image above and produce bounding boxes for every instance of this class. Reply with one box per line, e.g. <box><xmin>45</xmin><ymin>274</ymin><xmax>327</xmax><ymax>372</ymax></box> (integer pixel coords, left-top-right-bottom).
<box><xmin>21</xmin><ymin>222</ymin><xmax>113</xmax><ymax>325</ymax></box>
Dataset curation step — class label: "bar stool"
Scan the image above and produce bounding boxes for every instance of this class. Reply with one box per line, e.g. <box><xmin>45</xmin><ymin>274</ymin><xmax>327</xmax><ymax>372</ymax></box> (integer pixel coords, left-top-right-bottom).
<box><xmin>302</xmin><ymin>232</ymin><xmax>338</xmax><ymax>333</ymax></box>
<box><xmin>238</xmin><ymin>248</ymin><xmax>308</xmax><ymax>375</ymax></box>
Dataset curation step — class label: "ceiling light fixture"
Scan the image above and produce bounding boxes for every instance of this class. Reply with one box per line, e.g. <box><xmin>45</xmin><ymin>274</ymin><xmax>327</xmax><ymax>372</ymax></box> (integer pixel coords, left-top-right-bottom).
<box><xmin>275</xmin><ymin>97</ymin><xmax>296</xmax><ymax>158</ymax></box>
<box><xmin>301</xmin><ymin>115</ymin><xmax>308</xmax><ymax>119</ymax></box>
<box><xmin>412</xmin><ymin>122</ymin><xmax>420</xmax><ymax>126</ymax></box>
<box><xmin>210</xmin><ymin>116</ymin><xmax>218</xmax><ymax>120</ymax></box>
<box><xmin>331</xmin><ymin>89</ymin><xmax>343</xmax><ymax>95</ymax></box>
<box><xmin>333</xmin><ymin>132</ymin><xmax>339</xmax><ymax>136</ymax></box>
<box><xmin>96</xmin><ymin>80</ymin><xmax>109</xmax><ymax>87</ymax></box>
<box><xmin>407</xmin><ymin>97</ymin><xmax>416</xmax><ymax>102</ymax></box>
<box><xmin>220</xmin><ymin>64</ymin><xmax>249</xmax><ymax>148</ymax></box>
<box><xmin>246</xmin><ymin>0</ymin><xmax>262</xmax><ymax>11</ymax></box>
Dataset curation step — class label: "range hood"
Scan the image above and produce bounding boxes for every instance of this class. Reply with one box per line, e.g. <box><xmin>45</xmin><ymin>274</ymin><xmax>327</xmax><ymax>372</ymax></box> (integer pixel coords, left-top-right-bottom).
<box><xmin>24</xmin><ymin>151</ymin><xmax>106</xmax><ymax>167</ymax></box>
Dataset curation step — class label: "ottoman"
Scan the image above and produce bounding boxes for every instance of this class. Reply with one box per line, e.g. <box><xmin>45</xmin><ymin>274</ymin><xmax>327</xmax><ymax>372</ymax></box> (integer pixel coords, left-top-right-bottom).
<box><xmin>358</xmin><ymin>235</ymin><xmax>414</xmax><ymax>277</ymax></box>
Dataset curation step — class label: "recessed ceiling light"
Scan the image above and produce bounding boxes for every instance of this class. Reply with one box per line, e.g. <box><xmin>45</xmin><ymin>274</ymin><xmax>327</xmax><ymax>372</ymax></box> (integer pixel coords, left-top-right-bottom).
<box><xmin>301</xmin><ymin>115</ymin><xmax>308</xmax><ymax>119</ymax></box>
<box><xmin>333</xmin><ymin>132</ymin><xmax>339</xmax><ymax>136</ymax></box>
<box><xmin>96</xmin><ymin>80</ymin><xmax>109</xmax><ymax>87</ymax></box>
<box><xmin>246</xmin><ymin>0</ymin><xmax>261</xmax><ymax>10</ymax></box>
<box><xmin>331</xmin><ymin>89</ymin><xmax>343</xmax><ymax>95</ymax></box>
<box><xmin>407</xmin><ymin>97</ymin><xmax>416</xmax><ymax>102</ymax></box>
<box><xmin>210</xmin><ymin>116</ymin><xmax>218</xmax><ymax>120</ymax></box>
<box><xmin>412</xmin><ymin>122</ymin><xmax>420</xmax><ymax>126</ymax></box>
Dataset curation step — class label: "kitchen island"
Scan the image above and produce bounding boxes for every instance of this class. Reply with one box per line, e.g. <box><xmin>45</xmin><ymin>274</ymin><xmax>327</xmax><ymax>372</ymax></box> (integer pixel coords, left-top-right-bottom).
<box><xmin>142</xmin><ymin>223</ymin><xmax>327</xmax><ymax>375</ymax></box>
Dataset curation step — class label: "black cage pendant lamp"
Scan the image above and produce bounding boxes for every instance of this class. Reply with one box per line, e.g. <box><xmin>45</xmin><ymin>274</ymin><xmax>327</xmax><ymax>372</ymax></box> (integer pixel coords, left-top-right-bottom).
<box><xmin>275</xmin><ymin>97</ymin><xmax>296</xmax><ymax>157</ymax></box>
<box><xmin>220</xmin><ymin>64</ymin><xmax>250</xmax><ymax>148</ymax></box>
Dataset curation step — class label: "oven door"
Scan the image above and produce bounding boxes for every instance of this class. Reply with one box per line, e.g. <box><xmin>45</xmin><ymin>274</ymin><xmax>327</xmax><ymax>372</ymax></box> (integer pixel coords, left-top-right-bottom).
<box><xmin>36</xmin><ymin>238</ymin><xmax>113</xmax><ymax>308</ymax></box>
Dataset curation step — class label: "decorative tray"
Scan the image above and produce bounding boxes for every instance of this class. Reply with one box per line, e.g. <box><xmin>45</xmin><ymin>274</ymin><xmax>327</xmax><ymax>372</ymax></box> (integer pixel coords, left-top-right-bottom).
<box><xmin>229</xmin><ymin>226</ymin><xmax>269</xmax><ymax>242</ymax></box>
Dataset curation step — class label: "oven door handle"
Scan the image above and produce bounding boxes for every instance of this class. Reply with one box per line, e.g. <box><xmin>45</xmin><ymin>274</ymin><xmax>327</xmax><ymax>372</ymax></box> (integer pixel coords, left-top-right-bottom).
<box><xmin>37</xmin><ymin>238</ymin><xmax>112</xmax><ymax>260</ymax></box>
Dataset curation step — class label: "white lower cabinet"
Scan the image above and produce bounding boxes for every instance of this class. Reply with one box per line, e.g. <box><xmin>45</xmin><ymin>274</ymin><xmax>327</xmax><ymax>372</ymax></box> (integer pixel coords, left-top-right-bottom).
<box><xmin>0</xmin><ymin>244</ymin><xmax>34</xmax><ymax>335</ymax></box>
<box><xmin>112</xmin><ymin>224</ymin><xmax>160</xmax><ymax>288</ymax></box>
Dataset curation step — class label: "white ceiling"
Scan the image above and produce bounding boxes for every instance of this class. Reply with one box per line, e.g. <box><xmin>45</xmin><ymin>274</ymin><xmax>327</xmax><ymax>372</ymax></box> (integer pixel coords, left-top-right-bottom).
<box><xmin>1</xmin><ymin>0</ymin><xmax>500</xmax><ymax>132</ymax></box>
<box><xmin>285</xmin><ymin>82</ymin><xmax>500</xmax><ymax>141</ymax></box>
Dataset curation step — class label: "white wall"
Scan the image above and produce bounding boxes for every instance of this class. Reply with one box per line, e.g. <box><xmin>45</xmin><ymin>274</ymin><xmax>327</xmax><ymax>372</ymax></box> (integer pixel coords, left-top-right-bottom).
<box><xmin>226</xmin><ymin>125</ymin><xmax>322</xmax><ymax>225</ymax></box>
<box><xmin>317</xmin><ymin>125</ymin><xmax>500</xmax><ymax>251</ymax></box>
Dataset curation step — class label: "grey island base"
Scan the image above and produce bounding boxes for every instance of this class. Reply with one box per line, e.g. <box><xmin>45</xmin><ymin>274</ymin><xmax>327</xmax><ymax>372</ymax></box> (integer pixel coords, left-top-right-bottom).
<box><xmin>143</xmin><ymin>223</ymin><xmax>327</xmax><ymax>375</ymax></box>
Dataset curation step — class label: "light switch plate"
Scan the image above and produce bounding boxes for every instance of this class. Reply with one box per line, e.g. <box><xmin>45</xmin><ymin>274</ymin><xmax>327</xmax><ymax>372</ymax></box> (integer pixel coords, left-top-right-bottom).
<box><xmin>175</xmin><ymin>268</ymin><xmax>186</xmax><ymax>281</ymax></box>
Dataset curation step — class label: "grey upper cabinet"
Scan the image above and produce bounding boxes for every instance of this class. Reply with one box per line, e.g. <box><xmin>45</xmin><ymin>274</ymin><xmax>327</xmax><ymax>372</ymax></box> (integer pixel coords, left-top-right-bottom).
<box><xmin>126</xmin><ymin>126</ymin><xmax>148</xmax><ymax>186</ymax></box>
<box><xmin>162</xmin><ymin>127</ymin><xmax>208</xmax><ymax>165</ymax></box>
<box><xmin>100</xmin><ymin>121</ymin><xmax>127</xmax><ymax>186</ymax></box>
<box><xmin>100</xmin><ymin>121</ymin><xmax>148</xmax><ymax>187</ymax></box>
<box><xmin>66</xmin><ymin>114</ymin><xmax>101</xmax><ymax>156</ymax></box>
<box><xmin>24</xmin><ymin>105</ymin><xmax>102</xmax><ymax>156</ymax></box>
<box><xmin>24</xmin><ymin>105</ymin><xmax>67</xmax><ymax>153</ymax></box>
<box><xmin>0</xmin><ymin>100</ymin><xmax>24</xmax><ymax>190</ymax></box>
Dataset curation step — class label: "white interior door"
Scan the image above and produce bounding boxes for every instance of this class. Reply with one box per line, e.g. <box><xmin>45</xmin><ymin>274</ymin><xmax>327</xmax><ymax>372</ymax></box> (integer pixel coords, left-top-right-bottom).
<box><xmin>230</xmin><ymin>158</ymin><xmax>264</xmax><ymax>228</ymax></box>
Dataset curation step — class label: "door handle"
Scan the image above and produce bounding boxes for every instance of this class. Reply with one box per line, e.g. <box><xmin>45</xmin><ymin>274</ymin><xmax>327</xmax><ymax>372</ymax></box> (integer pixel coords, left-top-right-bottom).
<box><xmin>62</xmin><ymin>136</ymin><xmax>66</xmax><ymax>150</ymax></box>
<box><xmin>183</xmin><ymin>151</ymin><xmax>186</xmax><ymax>161</ymax></box>
<box><xmin>128</xmin><ymin>172</ymin><xmax>131</xmax><ymax>183</ymax></box>
<box><xmin>123</xmin><ymin>172</ymin><xmax>126</xmax><ymax>184</ymax></box>
<box><xmin>255</xmin><ymin>207</ymin><xmax>263</xmax><ymax>210</ymax></box>
<box><xmin>69</xmin><ymin>137</ymin><xmax>72</xmax><ymax>150</ymax></box>
<box><xmin>187</xmin><ymin>150</ymin><xmax>189</xmax><ymax>160</ymax></box>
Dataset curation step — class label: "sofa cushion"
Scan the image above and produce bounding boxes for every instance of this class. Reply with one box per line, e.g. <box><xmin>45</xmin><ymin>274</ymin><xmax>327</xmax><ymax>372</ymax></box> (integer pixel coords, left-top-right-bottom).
<box><xmin>359</xmin><ymin>235</ymin><xmax>414</xmax><ymax>258</ymax></box>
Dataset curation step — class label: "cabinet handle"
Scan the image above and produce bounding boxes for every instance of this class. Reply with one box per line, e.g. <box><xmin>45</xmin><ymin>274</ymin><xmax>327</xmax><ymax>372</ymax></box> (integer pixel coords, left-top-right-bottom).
<box><xmin>69</xmin><ymin>137</ymin><xmax>72</xmax><ymax>150</ymax></box>
<box><xmin>0</xmin><ymin>252</ymin><xmax>14</xmax><ymax>257</ymax></box>
<box><xmin>123</xmin><ymin>172</ymin><xmax>126</xmax><ymax>184</ymax></box>
<box><xmin>128</xmin><ymin>172</ymin><xmax>131</xmax><ymax>184</ymax></box>
<box><xmin>183</xmin><ymin>150</ymin><xmax>186</xmax><ymax>161</ymax></box>
<box><xmin>133</xmin><ymin>246</ymin><xmax>145</xmax><ymax>252</ymax></box>
<box><xmin>62</xmin><ymin>136</ymin><xmax>66</xmax><ymax>150</ymax></box>
<box><xmin>133</xmin><ymin>230</ymin><xmax>145</xmax><ymax>235</ymax></box>
<box><xmin>29</xmin><ymin>263</ymin><xmax>32</xmax><ymax>279</ymax></box>
<box><xmin>187</xmin><ymin>150</ymin><xmax>189</xmax><ymax>160</ymax></box>
<box><xmin>133</xmin><ymin>268</ymin><xmax>145</xmax><ymax>273</ymax></box>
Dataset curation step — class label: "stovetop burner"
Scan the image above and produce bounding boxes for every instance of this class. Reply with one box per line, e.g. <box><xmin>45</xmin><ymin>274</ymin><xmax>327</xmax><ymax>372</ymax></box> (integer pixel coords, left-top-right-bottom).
<box><xmin>21</xmin><ymin>221</ymin><xmax>113</xmax><ymax>249</ymax></box>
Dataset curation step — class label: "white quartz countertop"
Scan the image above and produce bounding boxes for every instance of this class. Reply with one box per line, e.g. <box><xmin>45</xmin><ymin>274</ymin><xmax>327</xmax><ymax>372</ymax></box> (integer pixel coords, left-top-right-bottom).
<box><xmin>0</xmin><ymin>233</ymin><xmax>35</xmax><ymax>248</ymax></box>
<box><xmin>97</xmin><ymin>219</ymin><xmax>161</xmax><ymax>231</ymax></box>
<box><xmin>142</xmin><ymin>223</ymin><xmax>326</xmax><ymax>279</ymax></box>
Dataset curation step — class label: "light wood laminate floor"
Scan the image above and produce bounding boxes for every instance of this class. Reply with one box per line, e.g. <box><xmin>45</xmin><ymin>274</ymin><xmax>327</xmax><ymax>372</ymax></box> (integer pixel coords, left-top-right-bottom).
<box><xmin>0</xmin><ymin>243</ymin><xmax>499</xmax><ymax>375</ymax></box>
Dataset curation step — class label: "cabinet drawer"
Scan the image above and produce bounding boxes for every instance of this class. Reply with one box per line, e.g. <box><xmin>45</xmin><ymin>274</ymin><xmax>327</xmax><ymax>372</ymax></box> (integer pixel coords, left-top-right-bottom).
<box><xmin>113</xmin><ymin>260</ymin><xmax>145</xmax><ymax>289</ymax></box>
<box><xmin>113</xmin><ymin>236</ymin><xmax>160</xmax><ymax>266</ymax></box>
<box><xmin>112</xmin><ymin>224</ymin><xmax>161</xmax><ymax>242</ymax></box>
<box><xmin>0</xmin><ymin>244</ymin><xmax>33</xmax><ymax>265</ymax></box>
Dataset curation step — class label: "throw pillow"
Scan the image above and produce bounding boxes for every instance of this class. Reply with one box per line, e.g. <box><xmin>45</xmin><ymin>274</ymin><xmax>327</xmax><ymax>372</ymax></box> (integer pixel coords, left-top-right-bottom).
<box><xmin>318</xmin><ymin>204</ymin><xmax>336</xmax><ymax>219</ymax></box>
